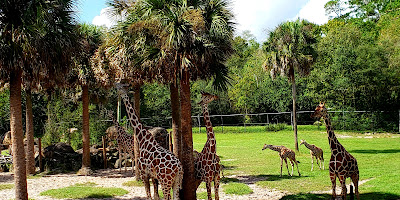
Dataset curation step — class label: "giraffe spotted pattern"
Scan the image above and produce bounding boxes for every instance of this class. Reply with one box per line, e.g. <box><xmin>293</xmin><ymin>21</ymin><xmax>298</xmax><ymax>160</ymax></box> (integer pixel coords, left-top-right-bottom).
<box><xmin>108</xmin><ymin>112</ymin><xmax>135</xmax><ymax>174</ymax></box>
<box><xmin>262</xmin><ymin>144</ymin><xmax>301</xmax><ymax>177</ymax></box>
<box><xmin>311</xmin><ymin>102</ymin><xmax>359</xmax><ymax>200</ymax></box>
<box><xmin>116</xmin><ymin>83</ymin><xmax>183</xmax><ymax>200</ymax></box>
<box><xmin>195</xmin><ymin>92</ymin><xmax>221</xmax><ymax>200</ymax></box>
<box><xmin>300</xmin><ymin>139</ymin><xmax>324</xmax><ymax>171</ymax></box>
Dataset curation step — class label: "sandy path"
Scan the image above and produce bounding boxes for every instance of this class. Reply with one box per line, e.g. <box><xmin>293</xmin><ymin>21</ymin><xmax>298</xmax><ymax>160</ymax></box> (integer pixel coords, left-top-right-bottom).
<box><xmin>0</xmin><ymin>168</ymin><xmax>287</xmax><ymax>200</ymax></box>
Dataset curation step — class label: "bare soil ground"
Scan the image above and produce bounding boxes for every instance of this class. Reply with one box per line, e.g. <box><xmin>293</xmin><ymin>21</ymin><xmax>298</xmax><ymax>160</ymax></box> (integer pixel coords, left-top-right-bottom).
<box><xmin>0</xmin><ymin>168</ymin><xmax>287</xmax><ymax>200</ymax></box>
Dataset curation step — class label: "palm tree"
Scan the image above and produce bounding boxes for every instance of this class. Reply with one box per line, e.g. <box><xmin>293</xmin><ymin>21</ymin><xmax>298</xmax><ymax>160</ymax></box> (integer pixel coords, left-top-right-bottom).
<box><xmin>0</xmin><ymin>0</ymin><xmax>77</xmax><ymax>199</ymax></box>
<box><xmin>262</xmin><ymin>19</ymin><xmax>318</xmax><ymax>151</ymax></box>
<box><xmin>127</xmin><ymin>0</ymin><xmax>234</xmax><ymax>198</ymax></box>
<box><xmin>71</xmin><ymin>24</ymin><xmax>104</xmax><ymax>174</ymax></box>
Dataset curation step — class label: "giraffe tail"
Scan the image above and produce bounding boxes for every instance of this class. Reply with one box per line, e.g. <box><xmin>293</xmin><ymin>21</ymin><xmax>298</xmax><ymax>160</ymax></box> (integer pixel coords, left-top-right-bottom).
<box><xmin>297</xmin><ymin>160</ymin><xmax>300</xmax><ymax>163</ymax></box>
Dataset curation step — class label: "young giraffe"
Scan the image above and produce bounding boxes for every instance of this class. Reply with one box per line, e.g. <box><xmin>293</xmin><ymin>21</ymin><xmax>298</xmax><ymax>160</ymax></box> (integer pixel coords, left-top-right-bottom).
<box><xmin>262</xmin><ymin>144</ymin><xmax>301</xmax><ymax>177</ymax></box>
<box><xmin>300</xmin><ymin>139</ymin><xmax>324</xmax><ymax>171</ymax></box>
<box><xmin>115</xmin><ymin>83</ymin><xmax>183</xmax><ymax>200</ymax></box>
<box><xmin>311</xmin><ymin>102</ymin><xmax>359</xmax><ymax>200</ymax></box>
<box><xmin>107</xmin><ymin>112</ymin><xmax>135</xmax><ymax>174</ymax></box>
<box><xmin>195</xmin><ymin>92</ymin><xmax>221</xmax><ymax>200</ymax></box>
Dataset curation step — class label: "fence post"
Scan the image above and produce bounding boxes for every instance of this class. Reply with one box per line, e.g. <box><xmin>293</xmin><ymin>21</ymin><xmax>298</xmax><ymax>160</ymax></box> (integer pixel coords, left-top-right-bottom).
<box><xmin>221</xmin><ymin>115</ymin><xmax>224</xmax><ymax>133</ymax></box>
<box><xmin>398</xmin><ymin>110</ymin><xmax>400</xmax><ymax>133</ymax></box>
<box><xmin>198</xmin><ymin>114</ymin><xmax>201</xmax><ymax>133</ymax></box>
<box><xmin>39</xmin><ymin>138</ymin><xmax>43</xmax><ymax>172</ymax></box>
<box><xmin>267</xmin><ymin>114</ymin><xmax>269</xmax><ymax>124</ymax></box>
<box><xmin>102</xmin><ymin>136</ymin><xmax>107</xmax><ymax>169</ymax></box>
<box><xmin>291</xmin><ymin>111</ymin><xmax>293</xmax><ymax>130</ymax></box>
<box><xmin>243</xmin><ymin>114</ymin><xmax>246</xmax><ymax>132</ymax></box>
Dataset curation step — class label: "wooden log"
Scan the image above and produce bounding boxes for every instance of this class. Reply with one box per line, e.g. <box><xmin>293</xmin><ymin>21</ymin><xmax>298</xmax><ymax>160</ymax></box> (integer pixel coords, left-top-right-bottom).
<box><xmin>102</xmin><ymin>136</ymin><xmax>107</xmax><ymax>169</ymax></box>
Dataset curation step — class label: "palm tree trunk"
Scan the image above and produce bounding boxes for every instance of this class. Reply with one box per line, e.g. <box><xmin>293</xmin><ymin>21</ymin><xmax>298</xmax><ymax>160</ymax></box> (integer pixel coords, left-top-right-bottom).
<box><xmin>133</xmin><ymin>84</ymin><xmax>141</xmax><ymax>180</ymax></box>
<box><xmin>179</xmin><ymin>70</ymin><xmax>196</xmax><ymax>199</ymax></box>
<box><xmin>81</xmin><ymin>84</ymin><xmax>91</xmax><ymax>169</ymax></box>
<box><xmin>170</xmin><ymin>83</ymin><xmax>182</xmax><ymax>160</ymax></box>
<box><xmin>290</xmin><ymin>71</ymin><xmax>299</xmax><ymax>151</ymax></box>
<box><xmin>25</xmin><ymin>88</ymin><xmax>36</xmax><ymax>174</ymax></box>
<box><xmin>10</xmin><ymin>70</ymin><xmax>28</xmax><ymax>200</ymax></box>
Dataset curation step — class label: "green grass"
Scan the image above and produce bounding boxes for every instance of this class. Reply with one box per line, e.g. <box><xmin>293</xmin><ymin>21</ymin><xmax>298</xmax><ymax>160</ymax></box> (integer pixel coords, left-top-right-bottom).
<box><xmin>40</xmin><ymin>182</ymin><xmax>128</xmax><ymax>199</ymax></box>
<box><xmin>122</xmin><ymin>180</ymin><xmax>144</xmax><ymax>187</ymax></box>
<box><xmin>197</xmin><ymin>191</ymin><xmax>214</xmax><ymax>199</ymax></box>
<box><xmin>192</xmin><ymin>125</ymin><xmax>400</xmax><ymax>199</ymax></box>
<box><xmin>0</xmin><ymin>184</ymin><xmax>14</xmax><ymax>190</ymax></box>
<box><xmin>223</xmin><ymin>182</ymin><xmax>253</xmax><ymax>195</ymax></box>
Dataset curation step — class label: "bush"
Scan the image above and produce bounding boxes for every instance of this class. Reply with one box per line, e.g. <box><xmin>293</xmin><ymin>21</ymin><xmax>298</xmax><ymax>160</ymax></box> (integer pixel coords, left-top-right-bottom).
<box><xmin>265</xmin><ymin>123</ymin><xmax>287</xmax><ymax>132</ymax></box>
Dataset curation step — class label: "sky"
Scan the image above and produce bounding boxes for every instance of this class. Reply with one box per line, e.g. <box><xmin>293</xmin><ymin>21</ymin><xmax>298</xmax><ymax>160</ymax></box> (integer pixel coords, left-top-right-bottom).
<box><xmin>77</xmin><ymin>0</ymin><xmax>330</xmax><ymax>42</ymax></box>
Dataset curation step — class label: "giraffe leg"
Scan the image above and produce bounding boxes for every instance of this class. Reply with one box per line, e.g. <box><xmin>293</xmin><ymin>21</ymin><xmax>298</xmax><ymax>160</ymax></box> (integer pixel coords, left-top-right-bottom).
<box><xmin>118</xmin><ymin>148</ymin><xmax>122</xmax><ymax>173</ymax></box>
<box><xmin>143</xmin><ymin>176</ymin><xmax>152</xmax><ymax>200</ymax></box>
<box><xmin>339</xmin><ymin>175</ymin><xmax>347</xmax><ymax>200</ymax></box>
<box><xmin>153</xmin><ymin>178</ymin><xmax>160</xmax><ymax>200</ymax></box>
<box><xmin>280</xmin><ymin>158</ymin><xmax>283</xmax><ymax>177</ymax></box>
<box><xmin>290</xmin><ymin>160</ymin><xmax>294</xmax><ymax>176</ymax></box>
<box><xmin>294</xmin><ymin>159</ymin><xmax>301</xmax><ymax>176</ymax></box>
<box><xmin>322</xmin><ymin>157</ymin><xmax>325</xmax><ymax>170</ymax></box>
<box><xmin>124</xmin><ymin>151</ymin><xmax>127</xmax><ymax>172</ymax></box>
<box><xmin>172</xmin><ymin>172</ymin><xmax>182</xmax><ymax>200</ymax></box>
<box><xmin>215</xmin><ymin>173</ymin><xmax>220</xmax><ymax>200</ymax></box>
<box><xmin>330</xmin><ymin>172</ymin><xmax>337</xmax><ymax>199</ymax></box>
<box><xmin>206</xmin><ymin>181</ymin><xmax>212</xmax><ymax>200</ymax></box>
<box><xmin>284</xmin><ymin>158</ymin><xmax>291</xmax><ymax>177</ymax></box>
<box><xmin>161</xmin><ymin>183</ymin><xmax>172</xmax><ymax>200</ymax></box>
<box><xmin>351</xmin><ymin>174</ymin><xmax>360</xmax><ymax>200</ymax></box>
<box><xmin>315</xmin><ymin>156</ymin><xmax>321</xmax><ymax>170</ymax></box>
<box><xmin>311</xmin><ymin>153</ymin><xmax>314</xmax><ymax>171</ymax></box>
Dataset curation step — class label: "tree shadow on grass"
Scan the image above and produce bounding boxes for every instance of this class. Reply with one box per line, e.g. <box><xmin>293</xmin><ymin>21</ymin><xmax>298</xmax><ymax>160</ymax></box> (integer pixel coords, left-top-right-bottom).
<box><xmin>77</xmin><ymin>197</ymin><xmax>147</xmax><ymax>200</ymax></box>
<box><xmin>280</xmin><ymin>192</ymin><xmax>400</xmax><ymax>200</ymax></box>
<box><xmin>236</xmin><ymin>174</ymin><xmax>306</xmax><ymax>184</ymax></box>
<box><xmin>349</xmin><ymin>149</ymin><xmax>400</xmax><ymax>154</ymax></box>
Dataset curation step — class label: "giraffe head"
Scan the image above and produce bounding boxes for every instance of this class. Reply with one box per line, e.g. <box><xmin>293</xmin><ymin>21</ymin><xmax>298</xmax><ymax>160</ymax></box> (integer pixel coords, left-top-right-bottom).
<box><xmin>311</xmin><ymin>102</ymin><xmax>327</xmax><ymax>118</ymax></box>
<box><xmin>300</xmin><ymin>139</ymin><xmax>306</xmax><ymax>146</ymax></box>
<box><xmin>114</xmin><ymin>82</ymin><xmax>129</xmax><ymax>94</ymax></box>
<box><xmin>198</xmin><ymin>91</ymin><xmax>218</xmax><ymax>105</ymax></box>
<box><xmin>262</xmin><ymin>144</ymin><xmax>272</xmax><ymax>150</ymax></box>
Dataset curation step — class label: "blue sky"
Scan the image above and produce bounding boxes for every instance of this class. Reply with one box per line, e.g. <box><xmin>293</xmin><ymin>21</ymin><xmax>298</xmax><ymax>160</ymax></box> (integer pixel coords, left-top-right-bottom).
<box><xmin>77</xmin><ymin>0</ymin><xmax>330</xmax><ymax>42</ymax></box>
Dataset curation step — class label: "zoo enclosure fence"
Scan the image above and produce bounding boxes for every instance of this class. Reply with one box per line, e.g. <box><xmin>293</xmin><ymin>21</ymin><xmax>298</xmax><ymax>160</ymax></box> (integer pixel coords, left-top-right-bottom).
<box><xmin>140</xmin><ymin>110</ymin><xmax>400</xmax><ymax>133</ymax></box>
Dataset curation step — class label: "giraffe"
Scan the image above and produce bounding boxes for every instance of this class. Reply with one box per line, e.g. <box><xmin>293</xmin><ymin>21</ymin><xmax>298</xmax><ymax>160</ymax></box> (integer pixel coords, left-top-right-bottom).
<box><xmin>311</xmin><ymin>102</ymin><xmax>359</xmax><ymax>200</ymax></box>
<box><xmin>107</xmin><ymin>112</ymin><xmax>135</xmax><ymax>174</ymax></box>
<box><xmin>300</xmin><ymin>139</ymin><xmax>324</xmax><ymax>171</ymax></box>
<box><xmin>262</xmin><ymin>144</ymin><xmax>301</xmax><ymax>177</ymax></box>
<box><xmin>195</xmin><ymin>92</ymin><xmax>221</xmax><ymax>200</ymax></box>
<box><xmin>115</xmin><ymin>83</ymin><xmax>183</xmax><ymax>200</ymax></box>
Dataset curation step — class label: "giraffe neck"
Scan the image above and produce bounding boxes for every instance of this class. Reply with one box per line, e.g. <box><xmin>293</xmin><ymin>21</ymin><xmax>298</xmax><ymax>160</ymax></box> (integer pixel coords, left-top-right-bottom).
<box><xmin>119</xmin><ymin>91</ymin><xmax>146</xmax><ymax>142</ymax></box>
<box><xmin>303</xmin><ymin>141</ymin><xmax>313</xmax><ymax>150</ymax></box>
<box><xmin>268</xmin><ymin>146</ymin><xmax>283</xmax><ymax>153</ymax></box>
<box><xmin>322</xmin><ymin>113</ymin><xmax>342</xmax><ymax>151</ymax></box>
<box><xmin>202</xmin><ymin>103</ymin><xmax>215</xmax><ymax>144</ymax></box>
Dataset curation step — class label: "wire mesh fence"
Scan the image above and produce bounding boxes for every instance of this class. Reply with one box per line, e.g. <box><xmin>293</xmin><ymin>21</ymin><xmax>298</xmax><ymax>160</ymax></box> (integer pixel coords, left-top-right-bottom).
<box><xmin>140</xmin><ymin>110</ymin><xmax>400</xmax><ymax>133</ymax></box>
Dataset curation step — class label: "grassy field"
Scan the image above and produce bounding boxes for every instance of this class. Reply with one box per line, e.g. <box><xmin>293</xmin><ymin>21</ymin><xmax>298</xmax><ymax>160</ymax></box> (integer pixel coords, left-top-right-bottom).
<box><xmin>192</xmin><ymin>125</ymin><xmax>400</xmax><ymax>200</ymax></box>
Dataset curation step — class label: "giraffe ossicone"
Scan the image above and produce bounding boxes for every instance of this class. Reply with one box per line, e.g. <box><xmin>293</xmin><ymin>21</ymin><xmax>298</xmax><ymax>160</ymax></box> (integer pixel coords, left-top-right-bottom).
<box><xmin>312</xmin><ymin>102</ymin><xmax>360</xmax><ymax>200</ymax></box>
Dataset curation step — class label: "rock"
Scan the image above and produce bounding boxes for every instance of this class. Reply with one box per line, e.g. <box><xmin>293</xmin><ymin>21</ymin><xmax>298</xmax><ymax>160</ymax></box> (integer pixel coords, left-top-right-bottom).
<box><xmin>148</xmin><ymin>127</ymin><xmax>169</xmax><ymax>149</ymax></box>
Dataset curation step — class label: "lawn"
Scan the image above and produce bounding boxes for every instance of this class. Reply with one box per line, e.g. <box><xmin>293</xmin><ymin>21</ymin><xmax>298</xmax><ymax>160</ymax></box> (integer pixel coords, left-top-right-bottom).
<box><xmin>192</xmin><ymin>125</ymin><xmax>400</xmax><ymax>199</ymax></box>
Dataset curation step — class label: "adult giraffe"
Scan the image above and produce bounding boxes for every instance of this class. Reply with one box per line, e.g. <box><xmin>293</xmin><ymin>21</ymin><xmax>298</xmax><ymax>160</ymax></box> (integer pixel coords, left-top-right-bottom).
<box><xmin>311</xmin><ymin>102</ymin><xmax>359</xmax><ymax>200</ymax></box>
<box><xmin>195</xmin><ymin>92</ymin><xmax>221</xmax><ymax>200</ymax></box>
<box><xmin>115</xmin><ymin>83</ymin><xmax>183</xmax><ymax>200</ymax></box>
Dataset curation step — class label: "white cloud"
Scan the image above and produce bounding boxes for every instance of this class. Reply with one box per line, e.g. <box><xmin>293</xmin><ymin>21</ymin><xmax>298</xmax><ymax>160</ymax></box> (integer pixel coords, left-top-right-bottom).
<box><xmin>296</xmin><ymin>0</ymin><xmax>330</xmax><ymax>24</ymax></box>
<box><xmin>92</xmin><ymin>7</ymin><xmax>114</xmax><ymax>28</ymax></box>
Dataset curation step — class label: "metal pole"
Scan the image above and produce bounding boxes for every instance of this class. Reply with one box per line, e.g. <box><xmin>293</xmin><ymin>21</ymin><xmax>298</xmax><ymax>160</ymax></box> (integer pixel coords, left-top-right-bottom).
<box><xmin>398</xmin><ymin>110</ymin><xmax>400</xmax><ymax>133</ymax></box>
<box><xmin>198</xmin><ymin>114</ymin><xmax>201</xmax><ymax>133</ymax></box>
<box><xmin>39</xmin><ymin>138</ymin><xmax>43</xmax><ymax>172</ymax></box>
<box><xmin>221</xmin><ymin>115</ymin><xmax>224</xmax><ymax>133</ymax></box>
<box><xmin>267</xmin><ymin>114</ymin><xmax>269</xmax><ymax>124</ymax></box>
<box><xmin>291</xmin><ymin>111</ymin><xmax>293</xmax><ymax>130</ymax></box>
<box><xmin>102</xmin><ymin>136</ymin><xmax>107</xmax><ymax>169</ymax></box>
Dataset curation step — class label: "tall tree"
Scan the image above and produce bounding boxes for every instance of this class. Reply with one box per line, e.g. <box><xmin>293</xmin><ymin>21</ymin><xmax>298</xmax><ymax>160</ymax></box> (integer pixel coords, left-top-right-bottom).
<box><xmin>262</xmin><ymin>19</ymin><xmax>318</xmax><ymax>151</ymax></box>
<box><xmin>72</xmin><ymin>24</ymin><xmax>104</xmax><ymax>174</ymax></box>
<box><xmin>0</xmin><ymin>0</ymin><xmax>77</xmax><ymax>199</ymax></box>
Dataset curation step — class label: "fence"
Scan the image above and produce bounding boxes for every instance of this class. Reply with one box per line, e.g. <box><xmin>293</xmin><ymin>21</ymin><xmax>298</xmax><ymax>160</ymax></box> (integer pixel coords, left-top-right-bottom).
<box><xmin>140</xmin><ymin>110</ymin><xmax>400</xmax><ymax>133</ymax></box>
